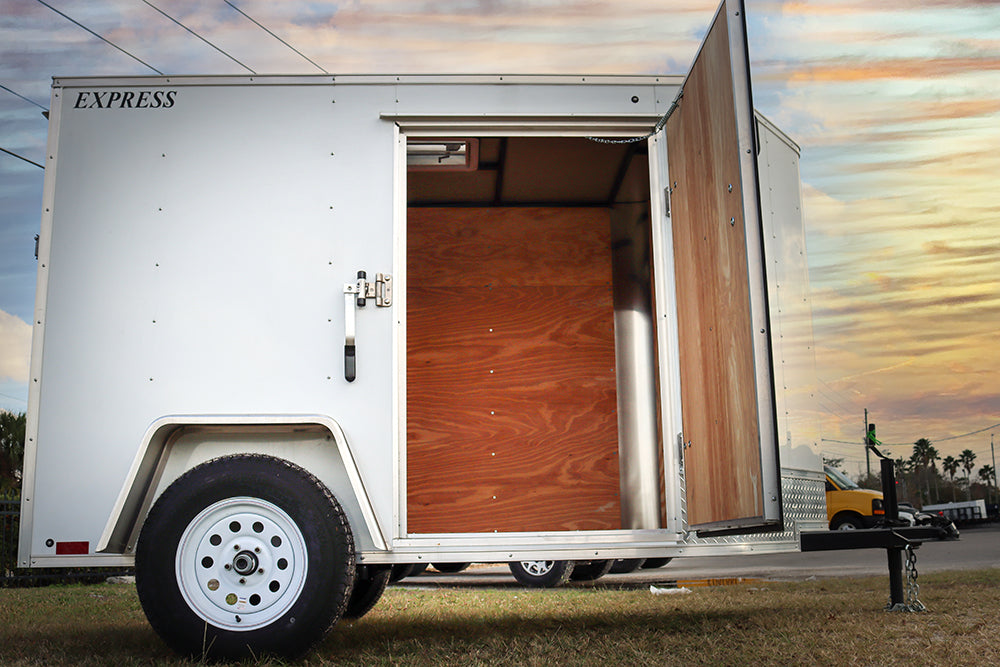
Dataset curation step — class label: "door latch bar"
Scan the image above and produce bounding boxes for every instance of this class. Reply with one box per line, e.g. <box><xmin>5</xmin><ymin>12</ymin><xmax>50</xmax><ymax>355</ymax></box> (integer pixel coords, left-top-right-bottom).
<box><xmin>343</xmin><ymin>270</ymin><xmax>392</xmax><ymax>382</ymax></box>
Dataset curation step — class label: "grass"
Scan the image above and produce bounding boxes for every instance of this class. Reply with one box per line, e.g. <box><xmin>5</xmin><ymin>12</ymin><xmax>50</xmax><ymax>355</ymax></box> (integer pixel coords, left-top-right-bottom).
<box><xmin>1</xmin><ymin>569</ymin><xmax>998</xmax><ymax>666</ymax></box>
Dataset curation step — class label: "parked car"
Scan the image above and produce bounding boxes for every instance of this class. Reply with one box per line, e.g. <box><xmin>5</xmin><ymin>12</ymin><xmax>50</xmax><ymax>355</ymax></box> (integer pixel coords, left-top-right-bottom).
<box><xmin>898</xmin><ymin>503</ymin><xmax>960</xmax><ymax>540</ymax></box>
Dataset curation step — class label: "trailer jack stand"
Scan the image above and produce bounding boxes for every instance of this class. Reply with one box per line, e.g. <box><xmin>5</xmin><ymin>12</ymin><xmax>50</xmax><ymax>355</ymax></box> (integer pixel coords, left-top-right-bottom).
<box><xmin>878</xmin><ymin>457</ymin><xmax>926</xmax><ymax>612</ymax></box>
<box><xmin>885</xmin><ymin>544</ymin><xmax>925</xmax><ymax>612</ymax></box>
<box><xmin>801</xmin><ymin>457</ymin><xmax>933</xmax><ymax>612</ymax></box>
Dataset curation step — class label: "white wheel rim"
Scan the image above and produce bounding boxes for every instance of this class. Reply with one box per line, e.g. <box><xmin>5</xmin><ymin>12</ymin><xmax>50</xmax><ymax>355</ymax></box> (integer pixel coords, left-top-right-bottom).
<box><xmin>176</xmin><ymin>497</ymin><xmax>307</xmax><ymax>631</ymax></box>
<box><xmin>838</xmin><ymin>522</ymin><xmax>857</xmax><ymax>531</ymax></box>
<box><xmin>521</xmin><ymin>560</ymin><xmax>554</xmax><ymax>576</ymax></box>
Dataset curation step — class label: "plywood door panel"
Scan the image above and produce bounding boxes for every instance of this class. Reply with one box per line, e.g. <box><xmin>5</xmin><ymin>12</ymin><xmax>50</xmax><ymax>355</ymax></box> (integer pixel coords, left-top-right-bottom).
<box><xmin>665</xmin><ymin>3</ymin><xmax>766</xmax><ymax>529</ymax></box>
<box><xmin>407</xmin><ymin>207</ymin><xmax>621</xmax><ymax>533</ymax></box>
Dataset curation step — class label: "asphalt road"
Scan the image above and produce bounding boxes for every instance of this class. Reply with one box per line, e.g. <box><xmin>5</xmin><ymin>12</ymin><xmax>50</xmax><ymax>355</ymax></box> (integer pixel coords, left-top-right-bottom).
<box><xmin>394</xmin><ymin>523</ymin><xmax>1000</xmax><ymax>589</ymax></box>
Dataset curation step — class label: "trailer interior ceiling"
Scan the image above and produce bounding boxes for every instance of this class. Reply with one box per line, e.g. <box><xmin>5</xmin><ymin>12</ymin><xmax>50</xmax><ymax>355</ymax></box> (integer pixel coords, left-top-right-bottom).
<box><xmin>408</xmin><ymin>137</ymin><xmax>646</xmax><ymax>207</ymax></box>
<box><xmin>406</xmin><ymin>136</ymin><xmax>663</xmax><ymax>534</ymax></box>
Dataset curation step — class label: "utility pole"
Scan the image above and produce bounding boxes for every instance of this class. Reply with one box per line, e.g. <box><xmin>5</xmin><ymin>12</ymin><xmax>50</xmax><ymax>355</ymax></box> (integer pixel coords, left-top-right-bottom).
<box><xmin>991</xmin><ymin>433</ymin><xmax>996</xmax><ymax>506</ymax></box>
<box><xmin>864</xmin><ymin>408</ymin><xmax>870</xmax><ymax>479</ymax></box>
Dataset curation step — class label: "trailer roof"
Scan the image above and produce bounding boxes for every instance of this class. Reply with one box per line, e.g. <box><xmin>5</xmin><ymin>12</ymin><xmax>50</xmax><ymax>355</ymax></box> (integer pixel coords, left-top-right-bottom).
<box><xmin>52</xmin><ymin>74</ymin><xmax>685</xmax><ymax>88</ymax></box>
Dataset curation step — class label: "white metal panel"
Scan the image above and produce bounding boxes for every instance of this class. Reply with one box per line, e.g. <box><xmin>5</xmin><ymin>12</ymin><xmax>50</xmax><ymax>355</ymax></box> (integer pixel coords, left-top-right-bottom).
<box><xmin>24</xmin><ymin>81</ymin><xmax>398</xmax><ymax>559</ymax></box>
<box><xmin>394</xmin><ymin>82</ymin><xmax>672</xmax><ymax>118</ymax></box>
<box><xmin>755</xmin><ymin>116</ymin><xmax>822</xmax><ymax>474</ymax></box>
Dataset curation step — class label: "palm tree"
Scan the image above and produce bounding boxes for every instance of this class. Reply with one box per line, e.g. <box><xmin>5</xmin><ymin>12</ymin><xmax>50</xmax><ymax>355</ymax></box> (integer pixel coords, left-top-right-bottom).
<box><xmin>959</xmin><ymin>449</ymin><xmax>977</xmax><ymax>500</ymax></box>
<box><xmin>979</xmin><ymin>464</ymin><xmax>996</xmax><ymax>505</ymax></box>
<box><xmin>980</xmin><ymin>464</ymin><xmax>997</xmax><ymax>486</ymax></box>
<box><xmin>911</xmin><ymin>438</ymin><xmax>939</xmax><ymax>503</ymax></box>
<box><xmin>942</xmin><ymin>455</ymin><xmax>959</xmax><ymax>502</ymax></box>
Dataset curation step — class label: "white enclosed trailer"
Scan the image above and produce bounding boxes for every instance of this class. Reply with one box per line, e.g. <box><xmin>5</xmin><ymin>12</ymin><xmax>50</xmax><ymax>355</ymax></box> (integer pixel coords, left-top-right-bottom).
<box><xmin>20</xmin><ymin>0</ymin><xmax>824</xmax><ymax>658</ymax></box>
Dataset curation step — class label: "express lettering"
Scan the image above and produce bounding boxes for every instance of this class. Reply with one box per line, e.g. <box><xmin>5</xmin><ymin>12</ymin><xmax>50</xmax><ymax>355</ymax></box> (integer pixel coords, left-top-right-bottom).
<box><xmin>73</xmin><ymin>90</ymin><xmax>177</xmax><ymax>110</ymax></box>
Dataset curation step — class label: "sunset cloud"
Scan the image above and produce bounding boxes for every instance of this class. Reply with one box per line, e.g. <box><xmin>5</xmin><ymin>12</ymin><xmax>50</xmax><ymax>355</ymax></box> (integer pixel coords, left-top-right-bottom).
<box><xmin>0</xmin><ymin>309</ymin><xmax>31</xmax><ymax>385</ymax></box>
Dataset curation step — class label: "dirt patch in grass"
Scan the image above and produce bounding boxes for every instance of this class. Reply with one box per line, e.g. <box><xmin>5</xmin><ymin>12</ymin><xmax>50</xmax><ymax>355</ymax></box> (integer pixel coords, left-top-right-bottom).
<box><xmin>1</xmin><ymin>569</ymin><xmax>998</xmax><ymax>666</ymax></box>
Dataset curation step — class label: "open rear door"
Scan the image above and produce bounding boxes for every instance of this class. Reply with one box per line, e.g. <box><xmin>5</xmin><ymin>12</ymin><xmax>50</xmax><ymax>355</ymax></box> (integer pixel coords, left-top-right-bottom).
<box><xmin>665</xmin><ymin>0</ymin><xmax>781</xmax><ymax>532</ymax></box>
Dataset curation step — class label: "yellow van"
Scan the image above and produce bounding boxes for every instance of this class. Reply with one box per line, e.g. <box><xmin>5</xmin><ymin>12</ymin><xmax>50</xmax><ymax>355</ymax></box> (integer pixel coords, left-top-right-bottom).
<box><xmin>825</xmin><ymin>465</ymin><xmax>884</xmax><ymax>530</ymax></box>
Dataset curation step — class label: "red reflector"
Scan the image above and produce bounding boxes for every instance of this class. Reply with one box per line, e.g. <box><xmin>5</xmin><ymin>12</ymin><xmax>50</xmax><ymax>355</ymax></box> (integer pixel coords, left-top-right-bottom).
<box><xmin>873</xmin><ymin>510</ymin><xmax>884</xmax><ymax>515</ymax></box>
<box><xmin>55</xmin><ymin>541</ymin><xmax>89</xmax><ymax>555</ymax></box>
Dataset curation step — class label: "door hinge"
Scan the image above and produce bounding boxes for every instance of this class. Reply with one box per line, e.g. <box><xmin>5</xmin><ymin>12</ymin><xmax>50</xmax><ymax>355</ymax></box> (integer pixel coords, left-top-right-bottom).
<box><xmin>346</xmin><ymin>272</ymin><xmax>392</xmax><ymax>308</ymax></box>
<box><xmin>342</xmin><ymin>271</ymin><xmax>392</xmax><ymax>382</ymax></box>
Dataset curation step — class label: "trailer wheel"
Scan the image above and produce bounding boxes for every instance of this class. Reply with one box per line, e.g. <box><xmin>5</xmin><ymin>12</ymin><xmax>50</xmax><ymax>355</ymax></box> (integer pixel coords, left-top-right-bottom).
<box><xmin>343</xmin><ymin>565</ymin><xmax>391</xmax><ymax>620</ymax></box>
<box><xmin>135</xmin><ymin>454</ymin><xmax>355</xmax><ymax>661</ymax></box>
<box><xmin>831</xmin><ymin>514</ymin><xmax>864</xmax><ymax>531</ymax></box>
<box><xmin>570</xmin><ymin>559</ymin><xmax>614</xmax><ymax>581</ymax></box>
<box><xmin>389</xmin><ymin>564</ymin><xmax>417</xmax><ymax>582</ymax></box>
<box><xmin>609</xmin><ymin>558</ymin><xmax>646</xmax><ymax>574</ymax></box>
<box><xmin>508</xmin><ymin>560</ymin><xmax>575</xmax><ymax>587</ymax></box>
<box><xmin>641</xmin><ymin>557</ymin><xmax>673</xmax><ymax>569</ymax></box>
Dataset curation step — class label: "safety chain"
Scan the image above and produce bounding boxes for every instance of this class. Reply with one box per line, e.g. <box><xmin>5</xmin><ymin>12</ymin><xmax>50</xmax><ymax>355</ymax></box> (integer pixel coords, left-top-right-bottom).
<box><xmin>886</xmin><ymin>545</ymin><xmax>927</xmax><ymax>612</ymax></box>
<box><xmin>587</xmin><ymin>89</ymin><xmax>683</xmax><ymax>145</ymax></box>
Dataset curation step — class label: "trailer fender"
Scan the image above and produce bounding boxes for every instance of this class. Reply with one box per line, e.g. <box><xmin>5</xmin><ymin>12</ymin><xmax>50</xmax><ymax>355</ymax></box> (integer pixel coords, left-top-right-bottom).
<box><xmin>97</xmin><ymin>414</ymin><xmax>386</xmax><ymax>555</ymax></box>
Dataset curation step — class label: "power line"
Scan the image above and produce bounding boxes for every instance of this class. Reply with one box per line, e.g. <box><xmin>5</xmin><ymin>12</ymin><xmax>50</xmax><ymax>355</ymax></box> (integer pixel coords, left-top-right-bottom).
<box><xmin>818</xmin><ymin>377</ymin><xmax>864</xmax><ymax>413</ymax></box>
<box><xmin>0</xmin><ymin>392</ymin><xmax>28</xmax><ymax>404</ymax></box>
<box><xmin>35</xmin><ymin>0</ymin><xmax>163</xmax><ymax>75</ymax></box>
<box><xmin>0</xmin><ymin>83</ymin><xmax>48</xmax><ymax>113</ymax></box>
<box><xmin>0</xmin><ymin>146</ymin><xmax>44</xmax><ymax>169</ymax></box>
<box><xmin>142</xmin><ymin>0</ymin><xmax>255</xmax><ymax>74</ymax></box>
<box><xmin>816</xmin><ymin>388</ymin><xmax>856</xmax><ymax>418</ymax></box>
<box><xmin>823</xmin><ymin>422</ymin><xmax>1000</xmax><ymax>449</ymax></box>
<box><xmin>821</xmin><ymin>438</ymin><xmax>864</xmax><ymax>446</ymax></box>
<box><xmin>928</xmin><ymin>422</ymin><xmax>1000</xmax><ymax>443</ymax></box>
<box><xmin>224</xmin><ymin>1</ymin><xmax>328</xmax><ymax>74</ymax></box>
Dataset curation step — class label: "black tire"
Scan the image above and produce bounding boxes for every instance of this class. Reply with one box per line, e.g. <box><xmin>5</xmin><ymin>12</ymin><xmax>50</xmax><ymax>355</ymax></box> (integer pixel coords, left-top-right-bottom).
<box><xmin>831</xmin><ymin>514</ymin><xmax>865</xmax><ymax>531</ymax></box>
<box><xmin>570</xmin><ymin>559</ymin><xmax>614</xmax><ymax>582</ymax></box>
<box><xmin>135</xmin><ymin>454</ymin><xmax>355</xmax><ymax>661</ymax></box>
<box><xmin>343</xmin><ymin>565</ymin><xmax>391</xmax><ymax>620</ymax></box>
<box><xmin>641</xmin><ymin>557</ymin><xmax>673</xmax><ymax>569</ymax></box>
<box><xmin>431</xmin><ymin>562</ymin><xmax>471</xmax><ymax>573</ymax></box>
<box><xmin>609</xmin><ymin>558</ymin><xmax>646</xmax><ymax>574</ymax></box>
<box><xmin>508</xmin><ymin>560</ymin><xmax>575</xmax><ymax>588</ymax></box>
<box><xmin>409</xmin><ymin>563</ymin><xmax>429</xmax><ymax>577</ymax></box>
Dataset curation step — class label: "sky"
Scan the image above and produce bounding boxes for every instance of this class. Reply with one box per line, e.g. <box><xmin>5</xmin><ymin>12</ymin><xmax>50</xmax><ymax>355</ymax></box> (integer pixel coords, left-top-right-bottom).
<box><xmin>1</xmin><ymin>0</ymin><xmax>998</xmax><ymax>478</ymax></box>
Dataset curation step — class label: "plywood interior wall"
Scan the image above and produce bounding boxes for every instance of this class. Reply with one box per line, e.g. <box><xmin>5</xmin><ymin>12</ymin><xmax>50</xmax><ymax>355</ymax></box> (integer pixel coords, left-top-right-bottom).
<box><xmin>406</xmin><ymin>207</ymin><xmax>621</xmax><ymax>533</ymax></box>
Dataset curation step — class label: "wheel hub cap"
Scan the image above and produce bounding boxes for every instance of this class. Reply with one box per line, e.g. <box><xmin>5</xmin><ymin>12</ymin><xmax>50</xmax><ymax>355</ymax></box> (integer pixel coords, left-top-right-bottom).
<box><xmin>176</xmin><ymin>497</ymin><xmax>308</xmax><ymax>631</ymax></box>
<box><xmin>232</xmin><ymin>550</ymin><xmax>259</xmax><ymax>576</ymax></box>
<box><xmin>522</xmin><ymin>560</ymin><xmax>554</xmax><ymax>576</ymax></box>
